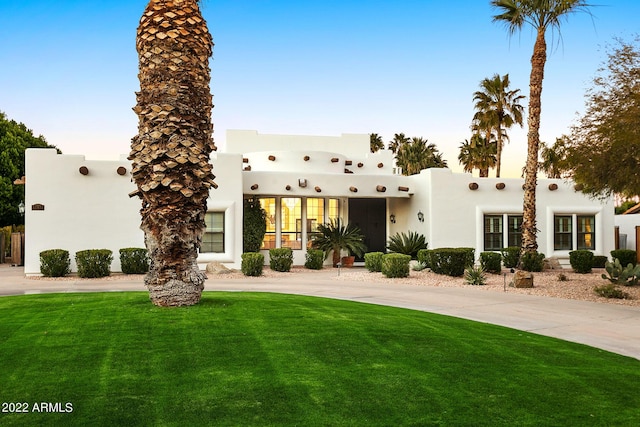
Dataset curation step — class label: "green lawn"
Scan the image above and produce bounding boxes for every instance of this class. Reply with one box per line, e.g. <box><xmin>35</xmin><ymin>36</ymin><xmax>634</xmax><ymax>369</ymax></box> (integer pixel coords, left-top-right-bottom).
<box><xmin>0</xmin><ymin>292</ymin><xmax>638</xmax><ymax>426</ymax></box>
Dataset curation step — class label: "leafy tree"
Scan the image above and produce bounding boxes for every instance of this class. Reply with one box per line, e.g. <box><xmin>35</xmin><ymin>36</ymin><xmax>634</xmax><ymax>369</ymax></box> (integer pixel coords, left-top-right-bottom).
<box><xmin>492</xmin><ymin>0</ymin><xmax>592</xmax><ymax>257</ymax></box>
<box><xmin>539</xmin><ymin>136</ymin><xmax>569</xmax><ymax>178</ymax></box>
<box><xmin>0</xmin><ymin>112</ymin><xmax>57</xmax><ymax>227</ymax></box>
<box><xmin>369</xmin><ymin>133</ymin><xmax>384</xmax><ymax>153</ymax></box>
<box><xmin>564</xmin><ymin>36</ymin><xmax>640</xmax><ymax>199</ymax></box>
<box><xmin>616</xmin><ymin>200</ymin><xmax>638</xmax><ymax>215</ymax></box>
<box><xmin>395</xmin><ymin>137</ymin><xmax>447</xmax><ymax>176</ymax></box>
<box><xmin>129</xmin><ymin>0</ymin><xmax>215</xmax><ymax>306</ymax></box>
<box><xmin>472</xmin><ymin>73</ymin><xmax>525</xmax><ymax>177</ymax></box>
<box><xmin>458</xmin><ymin>135</ymin><xmax>497</xmax><ymax>177</ymax></box>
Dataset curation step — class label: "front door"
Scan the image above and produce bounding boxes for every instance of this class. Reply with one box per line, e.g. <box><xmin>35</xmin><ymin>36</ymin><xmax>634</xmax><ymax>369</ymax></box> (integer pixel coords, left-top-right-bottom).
<box><xmin>348</xmin><ymin>198</ymin><xmax>386</xmax><ymax>260</ymax></box>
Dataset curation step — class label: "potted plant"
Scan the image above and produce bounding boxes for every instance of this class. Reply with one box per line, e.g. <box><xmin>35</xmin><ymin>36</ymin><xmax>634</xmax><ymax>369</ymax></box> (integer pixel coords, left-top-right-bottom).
<box><xmin>310</xmin><ymin>219</ymin><xmax>367</xmax><ymax>267</ymax></box>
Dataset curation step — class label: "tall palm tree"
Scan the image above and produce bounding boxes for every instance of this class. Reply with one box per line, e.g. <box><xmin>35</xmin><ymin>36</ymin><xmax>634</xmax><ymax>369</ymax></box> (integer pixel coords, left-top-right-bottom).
<box><xmin>388</xmin><ymin>133</ymin><xmax>409</xmax><ymax>154</ymax></box>
<box><xmin>539</xmin><ymin>136</ymin><xmax>569</xmax><ymax>178</ymax></box>
<box><xmin>472</xmin><ymin>73</ymin><xmax>525</xmax><ymax>178</ymax></box>
<box><xmin>458</xmin><ymin>136</ymin><xmax>497</xmax><ymax>177</ymax></box>
<box><xmin>492</xmin><ymin>0</ymin><xmax>591</xmax><ymax>256</ymax></box>
<box><xmin>396</xmin><ymin>137</ymin><xmax>447</xmax><ymax>176</ymax></box>
<box><xmin>129</xmin><ymin>0</ymin><xmax>216</xmax><ymax>306</ymax></box>
<box><xmin>369</xmin><ymin>133</ymin><xmax>385</xmax><ymax>153</ymax></box>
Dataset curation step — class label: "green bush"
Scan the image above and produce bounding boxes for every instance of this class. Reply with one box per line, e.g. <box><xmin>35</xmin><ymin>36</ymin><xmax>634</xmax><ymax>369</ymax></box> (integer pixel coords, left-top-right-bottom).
<box><xmin>569</xmin><ymin>250</ymin><xmax>593</xmax><ymax>274</ymax></box>
<box><xmin>304</xmin><ymin>249</ymin><xmax>324</xmax><ymax>270</ymax></box>
<box><xmin>243</xmin><ymin>197</ymin><xmax>267</xmax><ymax>253</ymax></box>
<box><xmin>364</xmin><ymin>252</ymin><xmax>384</xmax><ymax>272</ymax></box>
<box><xmin>464</xmin><ymin>266</ymin><xmax>487</xmax><ymax>285</ymax></box>
<box><xmin>119</xmin><ymin>248</ymin><xmax>149</xmax><ymax>274</ymax></box>
<box><xmin>75</xmin><ymin>249</ymin><xmax>113</xmax><ymax>278</ymax></box>
<box><xmin>520</xmin><ymin>251</ymin><xmax>545</xmax><ymax>272</ymax></box>
<box><xmin>269</xmin><ymin>248</ymin><xmax>293</xmax><ymax>272</ymax></box>
<box><xmin>39</xmin><ymin>249</ymin><xmax>71</xmax><ymax>277</ymax></box>
<box><xmin>241</xmin><ymin>252</ymin><xmax>264</xmax><ymax>276</ymax></box>
<box><xmin>417</xmin><ymin>249</ymin><xmax>431</xmax><ymax>268</ymax></box>
<box><xmin>386</xmin><ymin>231</ymin><xmax>427</xmax><ymax>260</ymax></box>
<box><xmin>381</xmin><ymin>253</ymin><xmax>411</xmax><ymax>278</ymax></box>
<box><xmin>428</xmin><ymin>248</ymin><xmax>474</xmax><ymax>277</ymax></box>
<box><xmin>480</xmin><ymin>252</ymin><xmax>502</xmax><ymax>274</ymax></box>
<box><xmin>592</xmin><ymin>255</ymin><xmax>608</xmax><ymax>269</ymax></box>
<box><xmin>594</xmin><ymin>283</ymin><xmax>630</xmax><ymax>299</ymax></box>
<box><xmin>500</xmin><ymin>247</ymin><xmax>520</xmax><ymax>269</ymax></box>
<box><xmin>611</xmin><ymin>249</ymin><xmax>636</xmax><ymax>267</ymax></box>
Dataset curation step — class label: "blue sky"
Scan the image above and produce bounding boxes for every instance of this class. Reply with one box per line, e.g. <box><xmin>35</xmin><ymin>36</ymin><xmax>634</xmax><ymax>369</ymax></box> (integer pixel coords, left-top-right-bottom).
<box><xmin>1</xmin><ymin>1</ymin><xmax>638</xmax><ymax>177</ymax></box>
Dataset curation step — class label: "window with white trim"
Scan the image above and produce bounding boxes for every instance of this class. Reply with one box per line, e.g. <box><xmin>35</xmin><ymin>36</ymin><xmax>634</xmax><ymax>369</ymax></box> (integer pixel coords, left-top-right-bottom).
<box><xmin>201</xmin><ymin>212</ymin><xmax>224</xmax><ymax>253</ymax></box>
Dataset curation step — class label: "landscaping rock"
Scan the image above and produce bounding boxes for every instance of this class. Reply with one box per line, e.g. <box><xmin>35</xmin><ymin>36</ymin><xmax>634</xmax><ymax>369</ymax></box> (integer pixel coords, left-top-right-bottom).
<box><xmin>544</xmin><ymin>257</ymin><xmax>563</xmax><ymax>270</ymax></box>
<box><xmin>206</xmin><ymin>262</ymin><xmax>233</xmax><ymax>275</ymax></box>
<box><xmin>513</xmin><ymin>270</ymin><xmax>534</xmax><ymax>288</ymax></box>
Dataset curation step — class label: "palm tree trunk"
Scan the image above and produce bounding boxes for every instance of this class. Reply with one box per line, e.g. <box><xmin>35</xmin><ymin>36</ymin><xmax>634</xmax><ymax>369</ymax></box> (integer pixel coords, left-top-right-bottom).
<box><xmin>130</xmin><ymin>0</ymin><xmax>216</xmax><ymax>306</ymax></box>
<box><xmin>521</xmin><ymin>29</ymin><xmax>547</xmax><ymax>258</ymax></box>
<box><xmin>495</xmin><ymin>132</ymin><xmax>503</xmax><ymax>178</ymax></box>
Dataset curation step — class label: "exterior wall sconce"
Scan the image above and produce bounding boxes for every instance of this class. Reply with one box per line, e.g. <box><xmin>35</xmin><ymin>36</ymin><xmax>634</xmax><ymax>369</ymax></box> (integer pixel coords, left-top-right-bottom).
<box><xmin>18</xmin><ymin>201</ymin><xmax>25</xmax><ymax>217</ymax></box>
<box><xmin>417</xmin><ymin>211</ymin><xmax>424</xmax><ymax>222</ymax></box>
<box><xmin>390</xmin><ymin>214</ymin><xmax>396</xmax><ymax>224</ymax></box>
<box><xmin>298</xmin><ymin>178</ymin><xmax>307</xmax><ymax>187</ymax></box>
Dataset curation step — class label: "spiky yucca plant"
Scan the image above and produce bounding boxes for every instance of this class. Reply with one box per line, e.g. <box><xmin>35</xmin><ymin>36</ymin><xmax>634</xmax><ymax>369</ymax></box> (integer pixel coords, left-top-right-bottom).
<box><xmin>386</xmin><ymin>231</ymin><xmax>428</xmax><ymax>260</ymax></box>
<box><xmin>129</xmin><ymin>0</ymin><xmax>215</xmax><ymax>306</ymax></box>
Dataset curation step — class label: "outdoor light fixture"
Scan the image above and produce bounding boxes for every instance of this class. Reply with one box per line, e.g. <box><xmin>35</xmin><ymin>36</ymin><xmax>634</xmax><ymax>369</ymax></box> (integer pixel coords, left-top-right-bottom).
<box><xmin>417</xmin><ymin>211</ymin><xmax>424</xmax><ymax>223</ymax></box>
<box><xmin>390</xmin><ymin>214</ymin><xmax>396</xmax><ymax>224</ymax></box>
<box><xmin>18</xmin><ymin>201</ymin><xmax>25</xmax><ymax>217</ymax></box>
<box><xmin>298</xmin><ymin>178</ymin><xmax>307</xmax><ymax>188</ymax></box>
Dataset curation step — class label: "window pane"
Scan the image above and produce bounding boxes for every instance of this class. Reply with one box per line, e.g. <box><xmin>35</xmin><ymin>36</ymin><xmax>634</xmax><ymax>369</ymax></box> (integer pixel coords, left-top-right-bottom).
<box><xmin>281</xmin><ymin>198</ymin><xmax>302</xmax><ymax>249</ymax></box>
<box><xmin>554</xmin><ymin>215</ymin><xmax>573</xmax><ymax>250</ymax></box>
<box><xmin>201</xmin><ymin>212</ymin><xmax>224</xmax><ymax>253</ymax></box>
<box><xmin>307</xmin><ymin>198</ymin><xmax>324</xmax><ymax>247</ymax></box>
<box><xmin>507</xmin><ymin>215</ymin><xmax>523</xmax><ymax>248</ymax></box>
<box><xmin>328</xmin><ymin>198</ymin><xmax>340</xmax><ymax>221</ymax></box>
<box><xmin>259</xmin><ymin>198</ymin><xmax>276</xmax><ymax>250</ymax></box>
<box><xmin>577</xmin><ymin>215</ymin><xmax>595</xmax><ymax>250</ymax></box>
<box><xmin>484</xmin><ymin>215</ymin><xmax>503</xmax><ymax>251</ymax></box>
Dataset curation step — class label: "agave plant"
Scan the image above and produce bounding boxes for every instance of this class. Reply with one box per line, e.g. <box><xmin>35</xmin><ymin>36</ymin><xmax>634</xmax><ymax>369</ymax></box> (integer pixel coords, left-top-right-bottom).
<box><xmin>310</xmin><ymin>219</ymin><xmax>367</xmax><ymax>267</ymax></box>
<box><xmin>386</xmin><ymin>231</ymin><xmax>428</xmax><ymax>260</ymax></box>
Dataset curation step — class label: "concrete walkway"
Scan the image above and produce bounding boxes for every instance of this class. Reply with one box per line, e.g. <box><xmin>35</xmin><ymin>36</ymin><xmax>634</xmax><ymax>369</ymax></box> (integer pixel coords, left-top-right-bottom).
<box><xmin>1</xmin><ymin>264</ymin><xmax>639</xmax><ymax>361</ymax></box>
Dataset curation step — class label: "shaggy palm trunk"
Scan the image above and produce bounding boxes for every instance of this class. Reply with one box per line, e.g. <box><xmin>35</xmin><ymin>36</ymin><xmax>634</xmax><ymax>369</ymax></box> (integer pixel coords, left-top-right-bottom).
<box><xmin>129</xmin><ymin>0</ymin><xmax>216</xmax><ymax>306</ymax></box>
<box><xmin>521</xmin><ymin>29</ymin><xmax>547</xmax><ymax>259</ymax></box>
<box><xmin>495</xmin><ymin>131</ymin><xmax>503</xmax><ymax>178</ymax></box>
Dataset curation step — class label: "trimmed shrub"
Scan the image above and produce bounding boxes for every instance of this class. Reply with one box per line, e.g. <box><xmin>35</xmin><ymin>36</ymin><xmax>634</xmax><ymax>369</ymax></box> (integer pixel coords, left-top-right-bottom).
<box><xmin>269</xmin><ymin>248</ymin><xmax>293</xmax><ymax>272</ymax></box>
<box><xmin>75</xmin><ymin>249</ymin><xmax>113</xmax><ymax>278</ymax></box>
<box><xmin>119</xmin><ymin>248</ymin><xmax>149</xmax><ymax>274</ymax></box>
<box><xmin>592</xmin><ymin>255</ymin><xmax>608</xmax><ymax>269</ymax></box>
<box><xmin>480</xmin><ymin>252</ymin><xmax>502</xmax><ymax>274</ymax></box>
<box><xmin>464</xmin><ymin>266</ymin><xmax>487</xmax><ymax>285</ymax></box>
<box><xmin>364</xmin><ymin>252</ymin><xmax>384</xmax><ymax>272</ymax></box>
<box><xmin>241</xmin><ymin>252</ymin><xmax>264</xmax><ymax>276</ymax></box>
<box><xmin>460</xmin><ymin>248</ymin><xmax>476</xmax><ymax>269</ymax></box>
<box><xmin>304</xmin><ymin>249</ymin><xmax>324</xmax><ymax>270</ymax></box>
<box><xmin>611</xmin><ymin>249</ymin><xmax>636</xmax><ymax>267</ymax></box>
<box><xmin>417</xmin><ymin>249</ymin><xmax>431</xmax><ymax>268</ymax></box>
<box><xmin>428</xmin><ymin>248</ymin><xmax>474</xmax><ymax>277</ymax></box>
<box><xmin>569</xmin><ymin>250</ymin><xmax>593</xmax><ymax>274</ymax></box>
<box><xmin>520</xmin><ymin>251</ymin><xmax>545</xmax><ymax>272</ymax></box>
<box><xmin>386</xmin><ymin>231</ymin><xmax>427</xmax><ymax>260</ymax></box>
<box><xmin>500</xmin><ymin>247</ymin><xmax>520</xmax><ymax>269</ymax></box>
<box><xmin>381</xmin><ymin>253</ymin><xmax>411</xmax><ymax>278</ymax></box>
<box><xmin>39</xmin><ymin>249</ymin><xmax>71</xmax><ymax>277</ymax></box>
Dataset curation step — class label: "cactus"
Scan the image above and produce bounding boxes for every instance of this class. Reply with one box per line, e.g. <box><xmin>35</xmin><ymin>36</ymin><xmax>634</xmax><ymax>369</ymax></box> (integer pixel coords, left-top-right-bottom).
<box><xmin>602</xmin><ymin>259</ymin><xmax>640</xmax><ymax>286</ymax></box>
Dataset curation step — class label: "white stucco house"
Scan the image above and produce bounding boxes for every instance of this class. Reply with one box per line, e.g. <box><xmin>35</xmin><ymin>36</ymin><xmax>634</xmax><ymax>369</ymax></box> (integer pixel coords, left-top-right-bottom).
<box><xmin>23</xmin><ymin>130</ymin><xmax>615</xmax><ymax>275</ymax></box>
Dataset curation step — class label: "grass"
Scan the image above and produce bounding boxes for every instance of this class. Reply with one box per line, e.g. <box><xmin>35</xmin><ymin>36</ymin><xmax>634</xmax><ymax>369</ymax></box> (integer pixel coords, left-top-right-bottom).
<box><xmin>0</xmin><ymin>292</ymin><xmax>639</xmax><ymax>426</ymax></box>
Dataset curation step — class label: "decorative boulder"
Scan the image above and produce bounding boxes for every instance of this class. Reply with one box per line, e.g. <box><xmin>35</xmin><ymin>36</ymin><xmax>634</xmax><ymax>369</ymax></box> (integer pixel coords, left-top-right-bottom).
<box><xmin>513</xmin><ymin>270</ymin><xmax>534</xmax><ymax>288</ymax></box>
<box><xmin>206</xmin><ymin>261</ymin><xmax>233</xmax><ymax>275</ymax></box>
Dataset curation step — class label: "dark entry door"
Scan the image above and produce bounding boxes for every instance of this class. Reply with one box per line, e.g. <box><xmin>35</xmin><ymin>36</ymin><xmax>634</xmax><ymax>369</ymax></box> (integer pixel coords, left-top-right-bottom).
<box><xmin>348</xmin><ymin>198</ymin><xmax>386</xmax><ymax>260</ymax></box>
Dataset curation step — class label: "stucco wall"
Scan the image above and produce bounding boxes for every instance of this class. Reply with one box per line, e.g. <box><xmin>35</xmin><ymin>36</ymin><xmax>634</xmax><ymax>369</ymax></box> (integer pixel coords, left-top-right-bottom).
<box><xmin>615</xmin><ymin>214</ymin><xmax>640</xmax><ymax>251</ymax></box>
<box><xmin>24</xmin><ymin>149</ymin><xmax>243</xmax><ymax>275</ymax></box>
